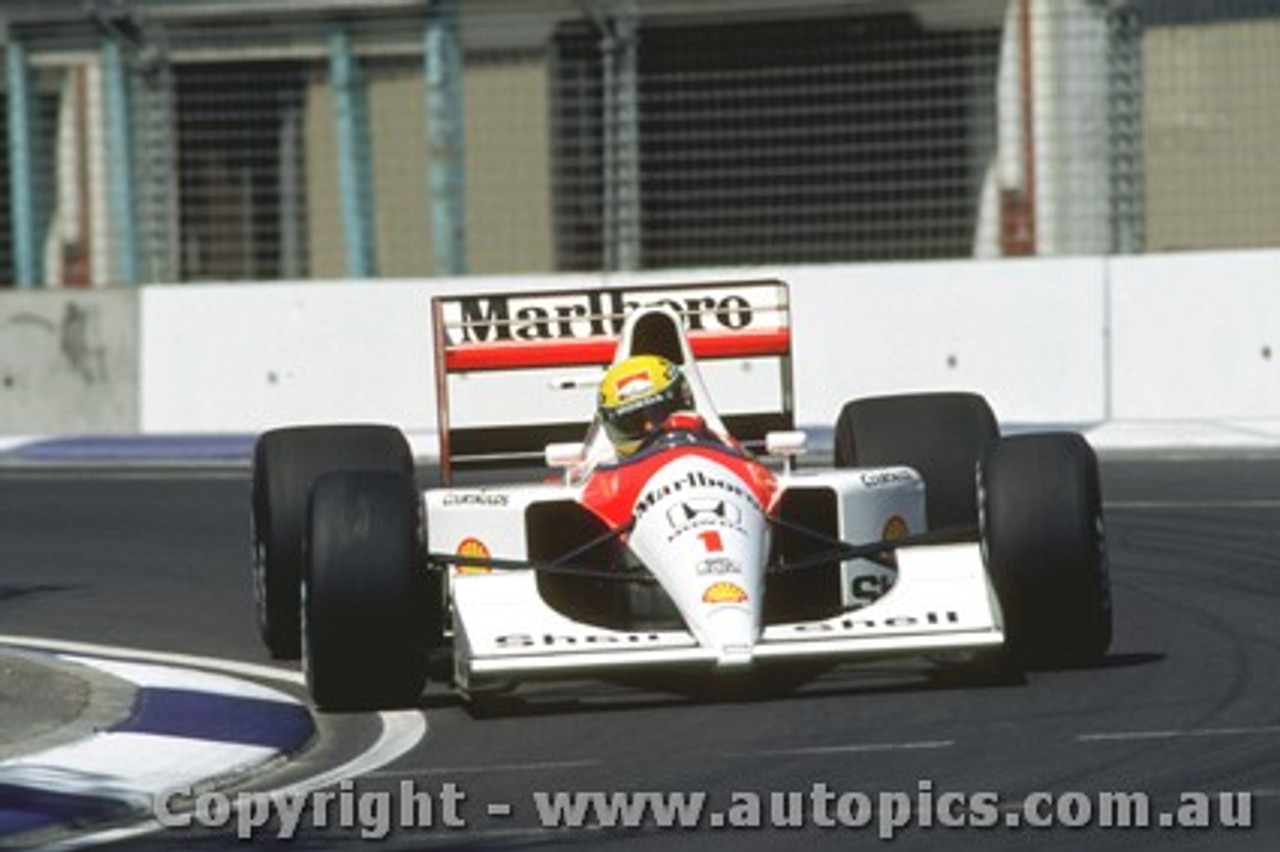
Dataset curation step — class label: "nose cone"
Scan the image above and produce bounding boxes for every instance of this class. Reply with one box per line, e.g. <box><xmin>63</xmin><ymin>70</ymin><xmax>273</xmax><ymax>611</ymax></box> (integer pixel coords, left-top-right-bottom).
<box><xmin>702</xmin><ymin>605</ymin><xmax>757</xmax><ymax>669</ymax></box>
<box><xmin>622</xmin><ymin>453</ymin><xmax>774</xmax><ymax>667</ymax></box>
<box><xmin>638</xmin><ymin>506</ymin><xmax>767</xmax><ymax>659</ymax></box>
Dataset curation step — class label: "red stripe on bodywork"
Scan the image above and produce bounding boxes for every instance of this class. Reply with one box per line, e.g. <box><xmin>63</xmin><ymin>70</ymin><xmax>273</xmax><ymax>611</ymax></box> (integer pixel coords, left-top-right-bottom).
<box><xmin>443</xmin><ymin>329</ymin><xmax>790</xmax><ymax>372</ymax></box>
<box><xmin>581</xmin><ymin>446</ymin><xmax>778</xmax><ymax>529</ymax></box>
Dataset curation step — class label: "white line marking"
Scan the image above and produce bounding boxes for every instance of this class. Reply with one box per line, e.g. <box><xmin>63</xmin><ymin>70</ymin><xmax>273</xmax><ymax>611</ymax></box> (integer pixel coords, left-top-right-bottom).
<box><xmin>0</xmin><ymin>634</ymin><xmax>303</xmax><ymax>685</ymax></box>
<box><xmin>1105</xmin><ymin>499</ymin><xmax>1280</xmax><ymax>510</ymax></box>
<box><xmin>1078</xmin><ymin>725</ymin><xmax>1280</xmax><ymax>743</ymax></box>
<box><xmin>0</xmin><ymin>469</ymin><xmax>249</xmax><ymax>481</ymax></box>
<box><xmin>366</xmin><ymin>758</ymin><xmax>602</xmax><ymax>778</ymax></box>
<box><xmin>0</xmin><ymin>635</ymin><xmax>427</xmax><ymax>852</ymax></box>
<box><xmin>1247</xmin><ymin>789</ymin><xmax>1280</xmax><ymax>799</ymax></box>
<box><xmin>726</xmin><ymin>739</ymin><xmax>954</xmax><ymax>758</ymax></box>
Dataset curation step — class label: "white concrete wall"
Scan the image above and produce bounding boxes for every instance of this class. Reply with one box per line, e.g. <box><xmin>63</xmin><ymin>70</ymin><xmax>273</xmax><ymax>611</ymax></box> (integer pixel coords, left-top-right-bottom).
<box><xmin>1</xmin><ymin>249</ymin><xmax>1275</xmax><ymax>436</ymax></box>
<box><xmin>1109</xmin><ymin>250</ymin><xmax>1280</xmax><ymax>419</ymax></box>
<box><xmin>140</xmin><ymin>273</ymin><xmax>632</xmax><ymax>433</ymax></box>
<box><xmin>139</xmin><ymin>257</ymin><xmax>1109</xmax><ymax>433</ymax></box>
<box><xmin>141</xmin><ymin>281</ymin><xmax>440</xmax><ymax>433</ymax></box>
<box><xmin>784</xmin><ymin>258</ymin><xmax>1108</xmax><ymax>425</ymax></box>
<box><xmin>0</xmin><ymin>290</ymin><xmax>138</xmax><ymax>433</ymax></box>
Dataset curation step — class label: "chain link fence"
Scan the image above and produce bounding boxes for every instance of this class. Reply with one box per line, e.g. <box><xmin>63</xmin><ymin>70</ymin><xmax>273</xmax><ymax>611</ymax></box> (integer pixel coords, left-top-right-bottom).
<box><xmin>2</xmin><ymin>0</ymin><xmax>1279</xmax><ymax>286</ymax></box>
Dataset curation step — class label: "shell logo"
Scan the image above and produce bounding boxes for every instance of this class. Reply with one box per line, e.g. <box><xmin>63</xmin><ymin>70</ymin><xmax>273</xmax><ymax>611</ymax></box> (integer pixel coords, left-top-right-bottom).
<box><xmin>702</xmin><ymin>581</ymin><xmax>748</xmax><ymax>605</ymax></box>
<box><xmin>882</xmin><ymin>515</ymin><xmax>909</xmax><ymax>541</ymax></box>
<box><xmin>455</xmin><ymin>536</ymin><xmax>491</xmax><ymax>574</ymax></box>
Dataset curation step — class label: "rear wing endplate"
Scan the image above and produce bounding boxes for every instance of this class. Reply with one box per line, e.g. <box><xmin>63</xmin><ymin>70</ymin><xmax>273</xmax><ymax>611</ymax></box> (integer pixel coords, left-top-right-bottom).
<box><xmin>432</xmin><ymin>280</ymin><xmax>793</xmax><ymax>482</ymax></box>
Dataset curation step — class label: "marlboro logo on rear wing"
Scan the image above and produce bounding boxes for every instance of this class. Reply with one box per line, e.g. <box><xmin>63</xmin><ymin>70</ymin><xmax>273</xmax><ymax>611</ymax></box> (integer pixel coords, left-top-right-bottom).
<box><xmin>432</xmin><ymin>280</ymin><xmax>793</xmax><ymax>482</ymax></box>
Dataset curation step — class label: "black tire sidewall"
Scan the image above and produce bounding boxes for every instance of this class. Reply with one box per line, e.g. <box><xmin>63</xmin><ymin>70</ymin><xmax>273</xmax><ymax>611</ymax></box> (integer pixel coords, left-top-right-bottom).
<box><xmin>980</xmin><ymin>433</ymin><xmax>1111</xmax><ymax>668</ymax></box>
<box><xmin>251</xmin><ymin>425</ymin><xmax>413</xmax><ymax>659</ymax></box>
<box><xmin>303</xmin><ymin>469</ymin><xmax>430</xmax><ymax>711</ymax></box>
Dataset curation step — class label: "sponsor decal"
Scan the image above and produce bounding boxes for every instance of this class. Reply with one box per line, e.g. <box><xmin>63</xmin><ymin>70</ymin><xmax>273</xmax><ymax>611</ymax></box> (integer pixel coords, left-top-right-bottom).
<box><xmin>850</xmin><ymin>574</ymin><xmax>894</xmax><ymax>605</ymax></box>
<box><xmin>882</xmin><ymin>514</ymin><xmax>909</xmax><ymax>541</ymax></box>
<box><xmin>495</xmin><ymin>632</ymin><xmax>667</xmax><ymax>649</ymax></box>
<box><xmin>443</xmin><ymin>492</ymin><xmax>510</xmax><ymax>507</ymax></box>
<box><xmin>861</xmin><ymin>469</ymin><xmax>919</xmax><ymax>488</ymax></box>
<box><xmin>448</xmin><ymin>289</ymin><xmax>757</xmax><ymax>344</ymax></box>
<box><xmin>644</xmin><ymin>472</ymin><xmax>759</xmax><ymax>544</ymax></box>
<box><xmin>695</xmin><ymin>556</ymin><xmax>741</xmax><ymax>576</ymax></box>
<box><xmin>455</xmin><ymin>537</ymin><xmax>491</xmax><ymax>574</ymax></box>
<box><xmin>665</xmin><ymin>498</ymin><xmax>742</xmax><ymax>529</ymax></box>
<box><xmin>668</xmin><ymin>517</ymin><xmax>745</xmax><ymax>545</ymax></box>
<box><xmin>847</xmin><ymin>515</ymin><xmax>907</xmax><ymax>603</ymax></box>
<box><xmin>614</xmin><ymin>370</ymin><xmax>655</xmax><ymax>401</ymax></box>
<box><xmin>697</xmin><ymin>529</ymin><xmax>724</xmax><ymax>552</ymax></box>
<box><xmin>635</xmin><ymin>468</ymin><xmax>762</xmax><ymax>518</ymax></box>
<box><xmin>786</xmin><ymin>609</ymin><xmax>961</xmax><ymax>634</ymax></box>
<box><xmin>702</xmin><ymin>581</ymin><xmax>749</xmax><ymax>605</ymax></box>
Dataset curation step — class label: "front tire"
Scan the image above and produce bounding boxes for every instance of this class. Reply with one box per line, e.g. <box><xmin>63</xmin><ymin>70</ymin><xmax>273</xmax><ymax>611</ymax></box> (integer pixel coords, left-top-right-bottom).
<box><xmin>979</xmin><ymin>433</ymin><xmax>1112</xmax><ymax>669</ymax></box>
<box><xmin>251</xmin><ymin>425</ymin><xmax>413</xmax><ymax>659</ymax></box>
<box><xmin>303</xmin><ymin>470</ymin><xmax>432</xmax><ymax>711</ymax></box>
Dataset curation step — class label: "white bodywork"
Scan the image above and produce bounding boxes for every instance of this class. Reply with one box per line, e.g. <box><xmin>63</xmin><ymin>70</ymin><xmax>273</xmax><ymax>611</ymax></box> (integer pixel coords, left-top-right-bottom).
<box><xmin>427</xmin><ymin>281</ymin><xmax>1005</xmax><ymax>695</ymax></box>
<box><xmin>427</xmin><ymin>460</ymin><xmax>1003</xmax><ymax>693</ymax></box>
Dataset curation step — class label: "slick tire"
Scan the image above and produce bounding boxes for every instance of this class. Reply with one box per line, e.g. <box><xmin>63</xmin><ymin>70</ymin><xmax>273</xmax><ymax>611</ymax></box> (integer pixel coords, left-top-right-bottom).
<box><xmin>302</xmin><ymin>470</ymin><xmax>431</xmax><ymax>711</ymax></box>
<box><xmin>251</xmin><ymin>425</ymin><xmax>413</xmax><ymax>659</ymax></box>
<box><xmin>834</xmin><ymin>392</ymin><xmax>999</xmax><ymax>531</ymax></box>
<box><xmin>979</xmin><ymin>433</ymin><xmax>1112</xmax><ymax>669</ymax></box>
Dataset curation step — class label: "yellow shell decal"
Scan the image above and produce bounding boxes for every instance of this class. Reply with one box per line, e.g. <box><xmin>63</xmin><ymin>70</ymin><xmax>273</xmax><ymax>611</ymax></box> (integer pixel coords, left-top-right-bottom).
<box><xmin>455</xmin><ymin>536</ymin><xmax>492</xmax><ymax>574</ymax></box>
<box><xmin>882</xmin><ymin>515</ymin><xmax>909</xmax><ymax>541</ymax></box>
<box><xmin>702</xmin><ymin>581</ymin><xmax>748</xmax><ymax>605</ymax></box>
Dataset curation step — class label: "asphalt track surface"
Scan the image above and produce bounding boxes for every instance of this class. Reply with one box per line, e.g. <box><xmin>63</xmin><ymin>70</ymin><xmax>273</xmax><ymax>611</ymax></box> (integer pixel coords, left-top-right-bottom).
<box><xmin>2</xmin><ymin>456</ymin><xmax>1279</xmax><ymax>850</ymax></box>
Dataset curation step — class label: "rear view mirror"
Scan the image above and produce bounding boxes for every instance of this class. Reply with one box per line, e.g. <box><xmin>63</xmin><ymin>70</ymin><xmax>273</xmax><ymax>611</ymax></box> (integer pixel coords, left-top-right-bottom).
<box><xmin>765</xmin><ymin>430</ymin><xmax>807</xmax><ymax>457</ymax></box>
<box><xmin>765</xmin><ymin>431</ymin><xmax>807</xmax><ymax>474</ymax></box>
<box><xmin>545</xmin><ymin>442</ymin><xmax>586</xmax><ymax>469</ymax></box>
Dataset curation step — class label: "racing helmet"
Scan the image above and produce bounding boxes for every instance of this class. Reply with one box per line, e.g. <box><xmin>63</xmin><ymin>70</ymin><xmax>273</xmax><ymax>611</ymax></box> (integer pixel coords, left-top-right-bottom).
<box><xmin>598</xmin><ymin>354</ymin><xmax>694</xmax><ymax>456</ymax></box>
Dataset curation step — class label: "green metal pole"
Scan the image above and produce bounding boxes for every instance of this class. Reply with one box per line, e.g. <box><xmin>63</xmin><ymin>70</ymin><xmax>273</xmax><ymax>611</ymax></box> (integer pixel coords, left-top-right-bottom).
<box><xmin>102</xmin><ymin>34</ymin><xmax>141</xmax><ymax>285</ymax></box>
<box><xmin>1107</xmin><ymin>1</ymin><xmax>1144</xmax><ymax>255</ymax></box>
<box><xmin>6</xmin><ymin>38</ymin><xmax>40</xmax><ymax>288</ymax></box>
<box><xmin>601</xmin><ymin>8</ymin><xmax>641</xmax><ymax>272</ymax></box>
<box><xmin>329</xmin><ymin>27</ymin><xmax>377</xmax><ymax>278</ymax></box>
<box><xmin>424</xmin><ymin>0</ymin><xmax>467</xmax><ymax>276</ymax></box>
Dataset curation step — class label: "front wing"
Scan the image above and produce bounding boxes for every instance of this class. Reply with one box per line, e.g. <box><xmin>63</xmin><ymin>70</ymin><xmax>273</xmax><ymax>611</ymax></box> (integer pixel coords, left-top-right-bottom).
<box><xmin>449</xmin><ymin>542</ymin><xmax>1004</xmax><ymax>689</ymax></box>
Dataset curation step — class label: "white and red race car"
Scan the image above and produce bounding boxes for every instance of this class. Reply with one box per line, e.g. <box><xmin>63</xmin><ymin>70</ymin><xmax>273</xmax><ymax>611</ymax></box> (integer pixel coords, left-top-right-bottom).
<box><xmin>250</xmin><ymin>280</ymin><xmax>1111</xmax><ymax>711</ymax></box>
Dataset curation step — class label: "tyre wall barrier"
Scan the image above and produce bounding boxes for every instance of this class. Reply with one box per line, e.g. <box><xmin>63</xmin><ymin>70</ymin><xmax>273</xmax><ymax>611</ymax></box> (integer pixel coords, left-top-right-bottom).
<box><xmin>0</xmin><ymin>249</ymin><xmax>1273</xmax><ymax>436</ymax></box>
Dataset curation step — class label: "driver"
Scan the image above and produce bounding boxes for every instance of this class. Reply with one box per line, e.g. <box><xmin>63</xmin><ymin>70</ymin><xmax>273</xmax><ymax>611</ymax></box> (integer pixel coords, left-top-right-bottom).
<box><xmin>597</xmin><ymin>354</ymin><xmax>697</xmax><ymax>458</ymax></box>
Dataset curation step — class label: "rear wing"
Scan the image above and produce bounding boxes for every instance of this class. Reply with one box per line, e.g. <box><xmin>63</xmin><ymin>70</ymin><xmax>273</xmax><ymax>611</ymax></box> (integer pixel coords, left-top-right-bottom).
<box><xmin>432</xmin><ymin>280</ymin><xmax>793</xmax><ymax>483</ymax></box>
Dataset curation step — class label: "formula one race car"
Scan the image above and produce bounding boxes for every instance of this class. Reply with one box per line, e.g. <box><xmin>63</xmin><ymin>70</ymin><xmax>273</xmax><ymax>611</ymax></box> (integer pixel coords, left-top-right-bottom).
<box><xmin>250</xmin><ymin>280</ymin><xmax>1111</xmax><ymax>711</ymax></box>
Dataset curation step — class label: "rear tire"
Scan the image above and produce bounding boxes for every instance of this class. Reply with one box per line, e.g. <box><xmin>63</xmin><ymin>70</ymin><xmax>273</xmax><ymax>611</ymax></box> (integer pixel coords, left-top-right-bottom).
<box><xmin>834</xmin><ymin>392</ymin><xmax>998</xmax><ymax>530</ymax></box>
<box><xmin>303</xmin><ymin>470</ymin><xmax>432</xmax><ymax>711</ymax></box>
<box><xmin>251</xmin><ymin>425</ymin><xmax>413</xmax><ymax>659</ymax></box>
<box><xmin>979</xmin><ymin>433</ymin><xmax>1112</xmax><ymax>669</ymax></box>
